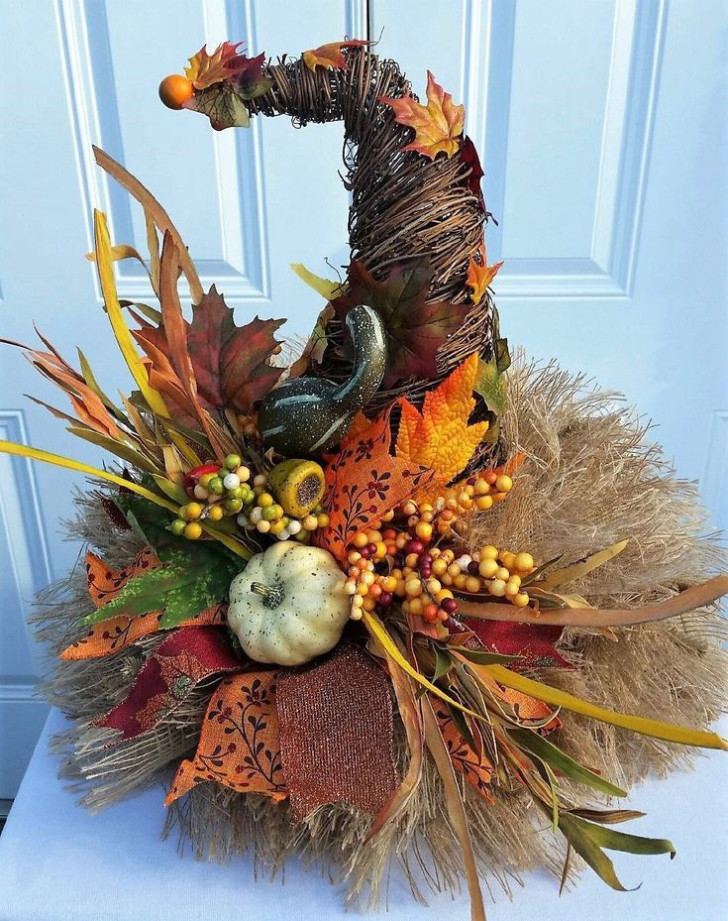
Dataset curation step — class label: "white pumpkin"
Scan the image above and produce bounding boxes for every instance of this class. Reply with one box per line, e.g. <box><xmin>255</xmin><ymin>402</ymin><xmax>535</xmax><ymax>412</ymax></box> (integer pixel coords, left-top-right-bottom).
<box><xmin>227</xmin><ymin>541</ymin><xmax>350</xmax><ymax>666</ymax></box>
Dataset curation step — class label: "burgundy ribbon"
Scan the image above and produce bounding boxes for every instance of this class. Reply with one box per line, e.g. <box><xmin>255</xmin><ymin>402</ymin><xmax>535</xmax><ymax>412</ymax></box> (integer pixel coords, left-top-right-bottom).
<box><xmin>97</xmin><ymin>626</ymin><xmax>242</xmax><ymax>739</ymax></box>
<box><xmin>465</xmin><ymin>618</ymin><xmax>573</xmax><ymax>670</ymax></box>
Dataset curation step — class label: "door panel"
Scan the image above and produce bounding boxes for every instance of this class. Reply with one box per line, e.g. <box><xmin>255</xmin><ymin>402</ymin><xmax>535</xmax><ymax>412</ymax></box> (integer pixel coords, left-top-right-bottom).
<box><xmin>371</xmin><ymin>0</ymin><xmax>727</xmax><ymax>510</ymax></box>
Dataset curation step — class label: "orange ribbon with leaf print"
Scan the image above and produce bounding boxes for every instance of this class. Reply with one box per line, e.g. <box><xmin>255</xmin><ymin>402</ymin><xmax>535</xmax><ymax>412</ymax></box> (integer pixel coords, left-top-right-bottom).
<box><xmin>315</xmin><ymin>406</ymin><xmax>434</xmax><ymax>562</ymax></box>
<box><xmin>166</xmin><ymin>670</ymin><xmax>287</xmax><ymax>805</ymax></box>
<box><xmin>431</xmin><ymin>697</ymin><xmax>495</xmax><ymax>804</ymax></box>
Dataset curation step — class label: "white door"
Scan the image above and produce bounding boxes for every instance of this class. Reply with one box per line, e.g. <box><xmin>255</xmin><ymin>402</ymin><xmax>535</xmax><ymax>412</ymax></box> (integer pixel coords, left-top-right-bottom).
<box><xmin>1</xmin><ymin>0</ymin><xmax>725</xmax><ymax>882</ymax></box>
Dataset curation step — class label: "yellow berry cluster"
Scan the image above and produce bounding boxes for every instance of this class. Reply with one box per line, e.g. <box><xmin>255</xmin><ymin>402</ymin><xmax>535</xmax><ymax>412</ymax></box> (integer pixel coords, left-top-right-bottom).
<box><xmin>399</xmin><ymin>471</ymin><xmax>514</xmax><ymax>542</ymax></box>
<box><xmin>432</xmin><ymin>546</ymin><xmax>534</xmax><ymax>607</ymax></box>
<box><xmin>343</xmin><ymin>516</ymin><xmax>458</xmax><ymax>624</ymax></box>
<box><xmin>171</xmin><ymin>454</ymin><xmax>255</xmax><ymax>540</ymax></box>
<box><xmin>239</xmin><ymin>472</ymin><xmax>329</xmax><ymax>542</ymax></box>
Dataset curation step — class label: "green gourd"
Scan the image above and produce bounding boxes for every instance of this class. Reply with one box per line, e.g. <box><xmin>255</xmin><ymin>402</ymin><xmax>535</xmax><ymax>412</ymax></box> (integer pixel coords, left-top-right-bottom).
<box><xmin>257</xmin><ymin>305</ymin><xmax>386</xmax><ymax>456</ymax></box>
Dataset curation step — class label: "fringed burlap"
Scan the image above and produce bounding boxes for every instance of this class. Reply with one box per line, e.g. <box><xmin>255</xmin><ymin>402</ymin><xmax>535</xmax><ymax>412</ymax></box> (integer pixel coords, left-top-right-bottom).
<box><xmin>32</xmin><ymin>356</ymin><xmax>727</xmax><ymax>905</ymax></box>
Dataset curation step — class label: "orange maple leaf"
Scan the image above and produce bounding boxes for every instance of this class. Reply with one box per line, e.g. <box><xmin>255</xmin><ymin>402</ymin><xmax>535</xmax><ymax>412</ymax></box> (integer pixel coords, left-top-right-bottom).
<box><xmin>466</xmin><ymin>243</ymin><xmax>503</xmax><ymax>304</ymax></box>
<box><xmin>314</xmin><ymin>406</ymin><xmax>435</xmax><ymax>562</ymax></box>
<box><xmin>185</xmin><ymin>41</ymin><xmax>250</xmax><ymax>90</ymax></box>
<box><xmin>380</xmin><ymin>71</ymin><xmax>465</xmax><ymax>160</ymax></box>
<box><xmin>302</xmin><ymin>39</ymin><xmax>371</xmax><ymax>71</ymax></box>
<box><xmin>395</xmin><ymin>353</ymin><xmax>488</xmax><ymax>483</ymax></box>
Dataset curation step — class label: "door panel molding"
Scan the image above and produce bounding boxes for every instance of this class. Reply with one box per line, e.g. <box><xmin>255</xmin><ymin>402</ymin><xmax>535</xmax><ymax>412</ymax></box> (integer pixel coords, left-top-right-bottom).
<box><xmin>463</xmin><ymin>0</ymin><xmax>667</xmax><ymax>299</ymax></box>
<box><xmin>56</xmin><ymin>0</ymin><xmax>270</xmax><ymax>303</ymax></box>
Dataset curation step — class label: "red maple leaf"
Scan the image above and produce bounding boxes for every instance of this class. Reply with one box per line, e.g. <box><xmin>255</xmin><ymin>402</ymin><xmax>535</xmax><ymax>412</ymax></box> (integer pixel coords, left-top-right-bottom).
<box><xmin>459</xmin><ymin>136</ymin><xmax>484</xmax><ymax>197</ymax></box>
<box><xmin>134</xmin><ymin>285</ymin><xmax>284</xmax><ymax>415</ymax></box>
<box><xmin>185</xmin><ymin>42</ymin><xmax>257</xmax><ymax>90</ymax></box>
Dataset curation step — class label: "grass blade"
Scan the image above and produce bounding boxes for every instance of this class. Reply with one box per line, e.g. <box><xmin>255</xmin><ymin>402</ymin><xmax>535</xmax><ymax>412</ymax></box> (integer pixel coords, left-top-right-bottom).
<box><xmin>481</xmin><ymin>665</ymin><xmax>728</xmax><ymax>750</ymax></box>
<box><xmin>422</xmin><ymin>696</ymin><xmax>486</xmax><ymax>921</ymax></box>
<box><xmin>539</xmin><ymin>540</ymin><xmax>629</xmax><ymax>590</ymax></box>
<box><xmin>507</xmin><ymin>727</ymin><xmax>627</xmax><ymax>797</ymax></box>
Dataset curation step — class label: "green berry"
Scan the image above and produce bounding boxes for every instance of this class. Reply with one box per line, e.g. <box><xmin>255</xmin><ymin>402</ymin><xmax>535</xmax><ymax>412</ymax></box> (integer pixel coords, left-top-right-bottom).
<box><xmin>208</xmin><ymin>476</ymin><xmax>224</xmax><ymax>495</ymax></box>
<box><xmin>261</xmin><ymin>505</ymin><xmax>278</xmax><ymax>521</ymax></box>
<box><xmin>225</xmin><ymin>497</ymin><xmax>244</xmax><ymax>513</ymax></box>
<box><xmin>170</xmin><ymin>519</ymin><xmax>186</xmax><ymax>536</ymax></box>
<box><xmin>224</xmin><ymin>453</ymin><xmax>242</xmax><ymax>471</ymax></box>
<box><xmin>229</xmin><ymin>485</ymin><xmax>245</xmax><ymax>499</ymax></box>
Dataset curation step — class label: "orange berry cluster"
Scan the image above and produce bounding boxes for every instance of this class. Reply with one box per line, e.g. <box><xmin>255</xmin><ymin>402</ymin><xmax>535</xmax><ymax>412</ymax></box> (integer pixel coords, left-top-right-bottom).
<box><xmin>344</xmin><ymin>470</ymin><xmax>531</xmax><ymax>623</ymax></box>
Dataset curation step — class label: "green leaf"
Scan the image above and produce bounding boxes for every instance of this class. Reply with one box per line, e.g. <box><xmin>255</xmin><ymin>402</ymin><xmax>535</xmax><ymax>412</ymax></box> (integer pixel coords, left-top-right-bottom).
<box><xmin>187</xmin><ymin>83</ymin><xmax>251</xmax><ymax>130</ymax></box>
<box><xmin>571</xmin><ymin>808</ymin><xmax>647</xmax><ymax>825</ymax></box>
<box><xmin>76</xmin><ymin>349</ymin><xmax>126</xmax><ymax>421</ymax></box>
<box><xmin>508</xmin><ymin>727</ymin><xmax>627</xmax><ymax>798</ymax></box>
<box><xmin>473</xmin><ymin>306</ymin><xmax>510</xmax><ymax>444</ymax></box>
<box><xmin>82</xmin><ymin>543</ymin><xmax>240</xmax><ymax>629</ymax></box>
<box><xmin>120</xmin><ymin>300</ymin><xmax>163</xmax><ymax>325</ymax></box>
<box><xmin>117</xmin><ymin>489</ymin><xmax>179</xmax><ymax>555</ymax></box>
<box><xmin>541</xmin><ymin>760</ymin><xmax>560</xmax><ymax>831</ymax></box>
<box><xmin>473</xmin><ymin>355</ymin><xmax>508</xmax><ymax>417</ymax></box>
<box><xmin>557</xmin><ymin>812</ymin><xmax>675</xmax><ymax>891</ymax></box>
<box><xmin>447</xmin><ymin>702</ymin><xmax>477</xmax><ymax>751</ymax></box>
<box><xmin>151</xmin><ymin>475</ymin><xmax>189</xmax><ymax>505</ymax></box>
<box><xmin>432</xmin><ymin>645</ymin><xmax>454</xmax><ymax>681</ymax></box>
<box><xmin>66</xmin><ymin>427</ymin><xmax>159</xmax><ymax>475</ymax></box>
<box><xmin>557</xmin><ymin>813</ymin><xmax>632</xmax><ymax>891</ymax></box>
<box><xmin>491</xmin><ymin>307</ymin><xmax>511</xmax><ymax>374</ymax></box>
<box><xmin>568</xmin><ymin>815</ymin><xmax>676</xmax><ymax>858</ymax></box>
<box><xmin>416</xmin><ymin>650</ymin><xmax>456</xmax><ymax>705</ymax></box>
<box><xmin>455</xmin><ymin>647</ymin><xmax>521</xmax><ymax>666</ymax></box>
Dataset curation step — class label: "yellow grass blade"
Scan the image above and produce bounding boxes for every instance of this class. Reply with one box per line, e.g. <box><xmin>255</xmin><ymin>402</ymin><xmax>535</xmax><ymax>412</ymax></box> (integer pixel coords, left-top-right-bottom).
<box><xmin>479</xmin><ymin>664</ymin><xmax>728</xmax><ymax>751</ymax></box>
<box><xmin>539</xmin><ymin>540</ymin><xmax>629</xmax><ymax>590</ymax></box>
<box><xmin>290</xmin><ymin>263</ymin><xmax>344</xmax><ymax>300</ymax></box>
<box><xmin>201</xmin><ymin>524</ymin><xmax>252</xmax><ymax>560</ymax></box>
<box><xmin>86</xmin><ymin>243</ymin><xmax>146</xmax><ymax>265</ymax></box>
<box><xmin>93</xmin><ymin>211</ymin><xmax>169</xmax><ymax>419</ymax></box>
<box><xmin>0</xmin><ymin>440</ymin><xmax>178</xmax><ymax>512</ymax></box>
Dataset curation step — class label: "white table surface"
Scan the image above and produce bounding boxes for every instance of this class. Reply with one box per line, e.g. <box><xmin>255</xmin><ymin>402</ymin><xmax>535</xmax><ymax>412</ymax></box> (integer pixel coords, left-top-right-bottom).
<box><xmin>0</xmin><ymin>708</ymin><xmax>726</xmax><ymax>921</ymax></box>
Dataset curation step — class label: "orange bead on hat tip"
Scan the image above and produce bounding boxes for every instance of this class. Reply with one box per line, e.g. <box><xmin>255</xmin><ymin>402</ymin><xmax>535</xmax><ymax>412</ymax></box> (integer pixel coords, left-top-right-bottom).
<box><xmin>159</xmin><ymin>74</ymin><xmax>195</xmax><ymax>110</ymax></box>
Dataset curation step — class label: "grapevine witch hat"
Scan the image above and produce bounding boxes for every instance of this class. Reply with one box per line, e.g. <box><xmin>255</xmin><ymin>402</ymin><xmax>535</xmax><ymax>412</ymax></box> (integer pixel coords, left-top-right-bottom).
<box><xmin>2</xmin><ymin>39</ymin><xmax>727</xmax><ymax>920</ymax></box>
